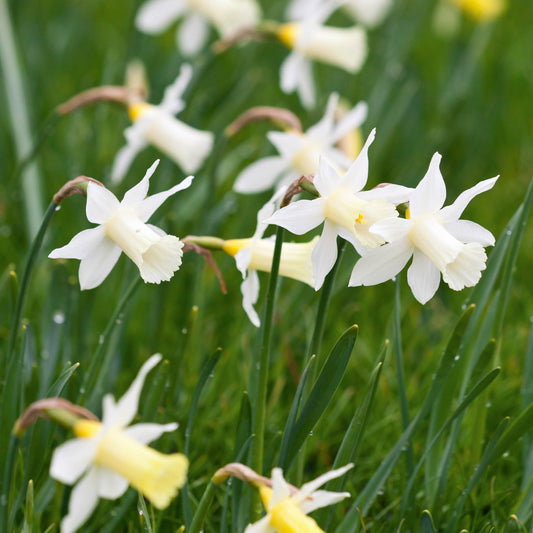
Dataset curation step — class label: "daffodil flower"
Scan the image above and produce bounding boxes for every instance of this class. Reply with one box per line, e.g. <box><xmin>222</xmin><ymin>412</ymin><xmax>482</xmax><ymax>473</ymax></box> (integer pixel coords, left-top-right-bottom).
<box><xmin>111</xmin><ymin>64</ymin><xmax>213</xmax><ymax>183</ymax></box>
<box><xmin>50</xmin><ymin>354</ymin><xmax>188</xmax><ymax>533</ymax></box>
<box><xmin>135</xmin><ymin>0</ymin><xmax>260</xmax><ymax>56</ymax></box>
<box><xmin>349</xmin><ymin>153</ymin><xmax>498</xmax><ymax>303</ymax></box>
<box><xmin>450</xmin><ymin>0</ymin><xmax>505</xmax><ymax>20</ymax></box>
<box><xmin>267</xmin><ymin>129</ymin><xmax>412</xmax><ymax>290</ymax></box>
<box><xmin>233</xmin><ymin>93</ymin><xmax>367</xmax><ymax>194</ymax></box>
<box><xmin>245</xmin><ymin>464</ymin><xmax>353</xmax><ymax>533</ymax></box>
<box><xmin>222</xmin><ymin>191</ymin><xmax>317</xmax><ymax>326</ymax></box>
<box><xmin>277</xmin><ymin>1</ymin><xmax>366</xmax><ymax>108</ymax></box>
<box><xmin>49</xmin><ymin>160</ymin><xmax>193</xmax><ymax>290</ymax></box>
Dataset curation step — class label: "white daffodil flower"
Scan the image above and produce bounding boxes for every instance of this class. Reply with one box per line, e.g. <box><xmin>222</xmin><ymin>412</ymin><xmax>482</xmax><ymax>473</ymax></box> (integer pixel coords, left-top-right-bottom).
<box><xmin>222</xmin><ymin>191</ymin><xmax>317</xmax><ymax>326</ymax></box>
<box><xmin>267</xmin><ymin>129</ymin><xmax>412</xmax><ymax>290</ymax></box>
<box><xmin>111</xmin><ymin>64</ymin><xmax>213</xmax><ymax>183</ymax></box>
<box><xmin>278</xmin><ymin>1</ymin><xmax>366</xmax><ymax>108</ymax></box>
<box><xmin>135</xmin><ymin>0</ymin><xmax>260</xmax><ymax>56</ymax></box>
<box><xmin>233</xmin><ymin>93</ymin><xmax>367</xmax><ymax>194</ymax></box>
<box><xmin>245</xmin><ymin>464</ymin><xmax>353</xmax><ymax>533</ymax></box>
<box><xmin>49</xmin><ymin>160</ymin><xmax>193</xmax><ymax>290</ymax></box>
<box><xmin>50</xmin><ymin>354</ymin><xmax>188</xmax><ymax>533</ymax></box>
<box><xmin>349</xmin><ymin>153</ymin><xmax>498</xmax><ymax>303</ymax></box>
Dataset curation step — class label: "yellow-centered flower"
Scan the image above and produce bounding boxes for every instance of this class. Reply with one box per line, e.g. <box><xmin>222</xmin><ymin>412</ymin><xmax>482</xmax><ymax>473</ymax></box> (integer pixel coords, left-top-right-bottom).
<box><xmin>245</xmin><ymin>465</ymin><xmax>353</xmax><ymax>533</ymax></box>
<box><xmin>50</xmin><ymin>355</ymin><xmax>188</xmax><ymax>533</ymax></box>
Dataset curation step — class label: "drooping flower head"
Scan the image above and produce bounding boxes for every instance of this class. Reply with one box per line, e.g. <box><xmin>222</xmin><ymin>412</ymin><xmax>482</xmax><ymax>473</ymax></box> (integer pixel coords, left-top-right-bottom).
<box><xmin>135</xmin><ymin>0</ymin><xmax>261</xmax><ymax>56</ymax></box>
<box><xmin>267</xmin><ymin>129</ymin><xmax>412</xmax><ymax>290</ymax></box>
<box><xmin>49</xmin><ymin>160</ymin><xmax>193</xmax><ymax>289</ymax></box>
<box><xmin>245</xmin><ymin>464</ymin><xmax>353</xmax><ymax>533</ymax></box>
<box><xmin>278</xmin><ymin>0</ymin><xmax>367</xmax><ymax>108</ymax></box>
<box><xmin>111</xmin><ymin>64</ymin><xmax>213</xmax><ymax>183</ymax></box>
<box><xmin>233</xmin><ymin>93</ymin><xmax>367</xmax><ymax>194</ymax></box>
<box><xmin>222</xmin><ymin>190</ymin><xmax>317</xmax><ymax>326</ymax></box>
<box><xmin>50</xmin><ymin>354</ymin><xmax>188</xmax><ymax>533</ymax></box>
<box><xmin>349</xmin><ymin>153</ymin><xmax>498</xmax><ymax>303</ymax></box>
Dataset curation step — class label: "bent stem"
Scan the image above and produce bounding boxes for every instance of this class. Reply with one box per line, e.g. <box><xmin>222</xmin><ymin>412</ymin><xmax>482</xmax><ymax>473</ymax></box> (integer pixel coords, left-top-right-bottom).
<box><xmin>6</xmin><ymin>200</ymin><xmax>57</xmax><ymax>371</ymax></box>
<box><xmin>251</xmin><ymin>226</ymin><xmax>284</xmax><ymax>517</ymax></box>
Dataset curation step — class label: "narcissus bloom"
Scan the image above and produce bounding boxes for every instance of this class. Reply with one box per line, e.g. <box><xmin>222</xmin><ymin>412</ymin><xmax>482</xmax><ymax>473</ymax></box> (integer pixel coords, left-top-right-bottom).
<box><xmin>50</xmin><ymin>355</ymin><xmax>188</xmax><ymax>533</ymax></box>
<box><xmin>49</xmin><ymin>160</ymin><xmax>193</xmax><ymax>289</ymax></box>
<box><xmin>450</xmin><ymin>0</ymin><xmax>505</xmax><ymax>20</ymax></box>
<box><xmin>267</xmin><ymin>130</ymin><xmax>412</xmax><ymax>290</ymax></box>
<box><xmin>245</xmin><ymin>464</ymin><xmax>353</xmax><ymax>533</ymax></box>
<box><xmin>349</xmin><ymin>153</ymin><xmax>498</xmax><ymax>303</ymax></box>
<box><xmin>223</xmin><ymin>192</ymin><xmax>317</xmax><ymax>326</ymax></box>
<box><xmin>234</xmin><ymin>93</ymin><xmax>367</xmax><ymax>194</ymax></box>
<box><xmin>278</xmin><ymin>2</ymin><xmax>366</xmax><ymax>108</ymax></box>
<box><xmin>135</xmin><ymin>0</ymin><xmax>260</xmax><ymax>56</ymax></box>
<box><xmin>111</xmin><ymin>64</ymin><xmax>213</xmax><ymax>183</ymax></box>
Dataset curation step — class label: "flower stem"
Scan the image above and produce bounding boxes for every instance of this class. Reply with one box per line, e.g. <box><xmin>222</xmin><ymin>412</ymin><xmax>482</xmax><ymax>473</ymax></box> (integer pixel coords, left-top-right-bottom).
<box><xmin>0</xmin><ymin>436</ymin><xmax>18</xmax><ymax>533</ymax></box>
<box><xmin>251</xmin><ymin>226</ymin><xmax>284</xmax><ymax>514</ymax></box>
<box><xmin>394</xmin><ymin>278</ymin><xmax>414</xmax><ymax>475</ymax></box>
<box><xmin>6</xmin><ymin>200</ymin><xmax>57</xmax><ymax>370</ymax></box>
<box><xmin>188</xmin><ymin>480</ymin><xmax>216</xmax><ymax>533</ymax></box>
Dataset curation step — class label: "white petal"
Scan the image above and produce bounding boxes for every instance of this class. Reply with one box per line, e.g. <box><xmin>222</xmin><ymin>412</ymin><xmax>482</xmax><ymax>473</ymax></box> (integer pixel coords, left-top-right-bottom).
<box><xmin>314</xmin><ymin>157</ymin><xmax>341</xmax><ymax>196</ymax></box>
<box><xmin>269</xmin><ymin>468</ymin><xmax>292</xmax><ymax>507</ymax></box>
<box><xmin>359</xmin><ymin>184</ymin><xmax>413</xmax><ymax>205</ymax></box>
<box><xmin>297</xmin><ymin>464</ymin><xmax>354</xmax><ymax>500</ymax></box>
<box><xmin>306</xmin><ymin>92</ymin><xmax>339</xmax><ymax>141</ymax></box>
<box><xmin>85</xmin><ymin>182</ymin><xmax>120</xmax><ymax>224</ymax></box>
<box><xmin>266</xmin><ymin>198</ymin><xmax>326</xmax><ymax>235</ymax></box>
<box><xmin>94</xmin><ymin>465</ymin><xmax>129</xmax><ymax>499</ymax></box>
<box><xmin>322</xmin><ymin>146</ymin><xmax>353</xmax><ymax>172</ymax></box>
<box><xmin>235</xmin><ymin>247</ymin><xmax>253</xmax><ymax>276</ymax></box>
<box><xmin>49</xmin><ymin>226</ymin><xmax>106</xmax><ymax>260</ymax></box>
<box><xmin>267</xmin><ymin>131</ymin><xmax>303</xmax><ymax>162</ymax></box>
<box><xmin>241</xmin><ymin>270</ymin><xmax>261</xmax><ymax>327</ymax></box>
<box><xmin>349</xmin><ymin>237</ymin><xmax>413</xmax><ymax>286</ymax></box>
<box><xmin>331</xmin><ymin>101</ymin><xmax>368</xmax><ymax>144</ymax></box>
<box><xmin>295</xmin><ymin>56</ymin><xmax>315</xmax><ymax>109</ymax></box>
<box><xmin>78</xmin><ymin>238</ymin><xmax>122</xmax><ymax>290</ymax></box>
<box><xmin>369</xmin><ymin>217</ymin><xmax>411</xmax><ymax>242</ymax></box>
<box><xmin>244</xmin><ymin>514</ymin><xmax>275</xmax><ymax>533</ymax></box>
<box><xmin>50</xmin><ymin>438</ymin><xmax>96</xmax><ymax>484</ymax></box>
<box><xmin>111</xmin><ymin>142</ymin><xmax>142</xmax><ymax>185</ymax></box>
<box><xmin>102</xmin><ymin>354</ymin><xmax>162</xmax><ymax>427</ymax></box>
<box><xmin>136</xmin><ymin>175</ymin><xmax>194</xmax><ymax>222</ymax></box>
<box><xmin>443</xmin><ymin>219</ymin><xmax>495</xmax><ymax>246</ymax></box>
<box><xmin>121</xmin><ymin>160</ymin><xmax>160</xmax><ymax>206</ymax></box>
<box><xmin>233</xmin><ymin>157</ymin><xmax>289</xmax><ymax>194</ymax></box>
<box><xmin>339</xmin><ymin>128</ymin><xmax>375</xmax><ymax>192</ymax></box>
<box><xmin>440</xmin><ymin>176</ymin><xmax>498</xmax><ymax>222</ymax></box>
<box><xmin>60</xmin><ymin>468</ymin><xmax>100</xmax><ymax>533</ymax></box>
<box><xmin>123</xmin><ymin>422</ymin><xmax>178</xmax><ymax>445</ymax></box>
<box><xmin>178</xmin><ymin>13</ymin><xmax>209</xmax><ymax>57</ymax></box>
<box><xmin>254</xmin><ymin>190</ymin><xmax>286</xmax><ymax>239</ymax></box>
<box><xmin>135</xmin><ymin>0</ymin><xmax>187</xmax><ymax>33</ymax></box>
<box><xmin>160</xmin><ymin>63</ymin><xmax>192</xmax><ymax>113</ymax></box>
<box><xmin>409</xmin><ymin>153</ymin><xmax>446</xmax><ymax>217</ymax></box>
<box><xmin>280</xmin><ymin>51</ymin><xmax>302</xmax><ymax>95</ymax></box>
<box><xmin>407</xmin><ymin>250</ymin><xmax>441</xmax><ymax>304</ymax></box>
<box><xmin>300</xmin><ymin>489</ymin><xmax>351</xmax><ymax>514</ymax></box>
<box><xmin>311</xmin><ymin>221</ymin><xmax>338</xmax><ymax>290</ymax></box>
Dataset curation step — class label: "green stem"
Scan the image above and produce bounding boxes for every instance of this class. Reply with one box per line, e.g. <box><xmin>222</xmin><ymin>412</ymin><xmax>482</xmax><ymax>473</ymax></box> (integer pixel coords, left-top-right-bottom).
<box><xmin>394</xmin><ymin>279</ymin><xmax>414</xmax><ymax>475</ymax></box>
<box><xmin>0</xmin><ymin>436</ymin><xmax>18</xmax><ymax>533</ymax></box>
<box><xmin>0</xmin><ymin>0</ymin><xmax>43</xmax><ymax>237</ymax></box>
<box><xmin>81</xmin><ymin>277</ymin><xmax>142</xmax><ymax>407</ymax></box>
<box><xmin>188</xmin><ymin>480</ymin><xmax>216</xmax><ymax>533</ymax></box>
<box><xmin>309</xmin><ymin>240</ymin><xmax>346</xmax><ymax>376</ymax></box>
<box><xmin>6</xmin><ymin>200</ymin><xmax>57</xmax><ymax>371</ymax></box>
<box><xmin>251</xmin><ymin>226</ymin><xmax>283</xmax><ymax>514</ymax></box>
